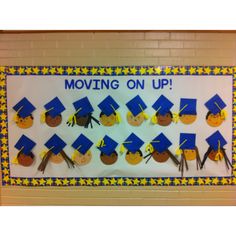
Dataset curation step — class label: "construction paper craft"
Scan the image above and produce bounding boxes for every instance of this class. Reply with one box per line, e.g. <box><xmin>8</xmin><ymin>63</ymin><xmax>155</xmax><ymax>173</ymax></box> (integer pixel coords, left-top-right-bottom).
<box><xmin>126</xmin><ymin>95</ymin><xmax>149</xmax><ymax>126</ymax></box>
<box><xmin>98</xmin><ymin>95</ymin><xmax>121</xmax><ymax>126</ymax></box>
<box><xmin>151</xmin><ymin>95</ymin><xmax>174</xmax><ymax>126</ymax></box>
<box><xmin>67</xmin><ymin>97</ymin><xmax>100</xmax><ymax>128</ymax></box>
<box><xmin>71</xmin><ymin>134</ymin><xmax>93</xmax><ymax>166</ymax></box>
<box><xmin>12</xmin><ymin>97</ymin><xmax>36</xmax><ymax>129</ymax></box>
<box><xmin>144</xmin><ymin>133</ymin><xmax>179</xmax><ymax>166</ymax></box>
<box><xmin>97</xmin><ymin>135</ymin><xmax>118</xmax><ymax>165</ymax></box>
<box><xmin>173</xmin><ymin>98</ymin><xmax>197</xmax><ymax>124</ymax></box>
<box><xmin>205</xmin><ymin>94</ymin><xmax>227</xmax><ymax>127</ymax></box>
<box><xmin>41</xmin><ymin>97</ymin><xmax>65</xmax><ymax>127</ymax></box>
<box><xmin>176</xmin><ymin>133</ymin><xmax>201</xmax><ymax>177</ymax></box>
<box><xmin>13</xmin><ymin>135</ymin><xmax>36</xmax><ymax>167</ymax></box>
<box><xmin>38</xmin><ymin>134</ymin><xmax>74</xmax><ymax>173</ymax></box>
<box><xmin>120</xmin><ymin>133</ymin><xmax>144</xmax><ymax>165</ymax></box>
<box><xmin>201</xmin><ymin>131</ymin><xmax>232</xmax><ymax>169</ymax></box>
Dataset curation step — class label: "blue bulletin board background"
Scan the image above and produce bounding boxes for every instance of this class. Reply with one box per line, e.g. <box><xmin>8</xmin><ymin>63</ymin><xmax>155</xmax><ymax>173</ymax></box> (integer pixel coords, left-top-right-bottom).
<box><xmin>0</xmin><ymin>65</ymin><xmax>236</xmax><ymax>187</ymax></box>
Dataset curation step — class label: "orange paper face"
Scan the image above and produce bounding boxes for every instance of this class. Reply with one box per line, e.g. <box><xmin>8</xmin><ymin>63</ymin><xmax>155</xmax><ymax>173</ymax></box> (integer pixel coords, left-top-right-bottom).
<box><xmin>16</xmin><ymin>115</ymin><xmax>33</xmax><ymax>129</ymax></box>
<box><xmin>156</xmin><ymin>113</ymin><xmax>172</xmax><ymax>126</ymax></box>
<box><xmin>127</xmin><ymin>112</ymin><xmax>145</xmax><ymax>126</ymax></box>
<box><xmin>152</xmin><ymin>150</ymin><xmax>169</xmax><ymax>162</ymax></box>
<box><xmin>179</xmin><ymin>114</ymin><xmax>197</xmax><ymax>125</ymax></box>
<box><xmin>100</xmin><ymin>113</ymin><xmax>117</xmax><ymax>127</ymax></box>
<box><xmin>73</xmin><ymin>150</ymin><xmax>92</xmax><ymax>166</ymax></box>
<box><xmin>183</xmin><ymin>149</ymin><xmax>197</xmax><ymax>161</ymax></box>
<box><xmin>206</xmin><ymin>113</ymin><xmax>224</xmax><ymax>127</ymax></box>
<box><xmin>45</xmin><ymin>114</ymin><xmax>62</xmax><ymax>127</ymax></box>
<box><xmin>100</xmin><ymin>152</ymin><xmax>118</xmax><ymax>165</ymax></box>
<box><xmin>125</xmin><ymin>151</ymin><xmax>143</xmax><ymax>165</ymax></box>
<box><xmin>50</xmin><ymin>153</ymin><xmax>64</xmax><ymax>164</ymax></box>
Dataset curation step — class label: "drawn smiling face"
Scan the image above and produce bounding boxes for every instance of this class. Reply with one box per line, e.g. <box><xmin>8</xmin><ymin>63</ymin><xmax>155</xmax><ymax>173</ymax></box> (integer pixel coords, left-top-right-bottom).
<box><xmin>156</xmin><ymin>112</ymin><xmax>172</xmax><ymax>126</ymax></box>
<box><xmin>100</xmin><ymin>112</ymin><xmax>117</xmax><ymax>127</ymax></box>
<box><xmin>127</xmin><ymin>112</ymin><xmax>145</xmax><ymax>126</ymax></box>
<box><xmin>17</xmin><ymin>151</ymin><xmax>34</xmax><ymax>167</ymax></box>
<box><xmin>179</xmin><ymin>114</ymin><xmax>197</xmax><ymax>125</ymax></box>
<box><xmin>125</xmin><ymin>150</ymin><xmax>143</xmax><ymax>165</ymax></box>
<box><xmin>73</xmin><ymin>150</ymin><xmax>92</xmax><ymax>166</ymax></box>
<box><xmin>206</xmin><ymin>112</ymin><xmax>223</xmax><ymax>127</ymax></box>
<box><xmin>183</xmin><ymin>149</ymin><xmax>196</xmax><ymax>161</ymax></box>
<box><xmin>16</xmin><ymin>115</ymin><xmax>34</xmax><ymax>129</ymax></box>
<box><xmin>45</xmin><ymin>114</ymin><xmax>62</xmax><ymax>127</ymax></box>
<box><xmin>152</xmin><ymin>150</ymin><xmax>169</xmax><ymax>162</ymax></box>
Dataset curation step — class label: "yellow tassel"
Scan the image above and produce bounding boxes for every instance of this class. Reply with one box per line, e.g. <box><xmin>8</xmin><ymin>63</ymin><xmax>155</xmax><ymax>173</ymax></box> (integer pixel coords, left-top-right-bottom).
<box><xmin>40</xmin><ymin>111</ymin><xmax>46</xmax><ymax>123</ymax></box>
<box><xmin>172</xmin><ymin>112</ymin><xmax>180</xmax><ymax>123</ymax></box>
<box><xmin>120</xmin><ymin>144</ymin><xmax>126</xmax><ymax>154</ymax></box>
<box><xmin>40</xmin><ymin>150</ymin><xmax>48</xmax><ymax>159</ymax></box>
<box><xmin>71</xmin><ymin>150</ymin><xmax>79</xmax><ymax>161</ymax></box>
<box><xmin>151</xmin><ymin>114</ymin><xmax>157</xmax><ymax>124</ymax></box>
<box><xmin>143</xmin><ymin>112</ymin><xmax>149</xmax><ymax>120</ymax></box>
<box><xmin>215</xmin><ymin>151</ymin><xmax>224</xmax><ymax>161</ymax></box>
<box><xmin>145</xmin><ymin>143</ymin><xmax>154</xmax><ymax>153</ymax></box>
<box><xmin>96</xmin><ymin>139</ymin><xmax>105</xmax><ymax>148</ymax></box>
<box><xmin>12</xmin><ymin>156</ymin><xmax>19</xmax><ymax>164</ymax></box>
<box><xmin>67</xmin><ymin>113</ymin><xmax>76</xmax><ymax>125</ymax></box>
<box><xmin>13</xmin><ymin>113</ymin><xmax>19</xmax><ymax>122</ymax></box>
<box><xmin>116</xmin><ymin>112</ymin><xmax>122</xmax><ymax>123</ymax></box>
<box><xmin>175</xmin><ymin>148</ymin><xmax>182</xmax><ymax>156</ymax></box>
<box><xmin>220</xmin><ymin>109</ymin><xmax>227</xmax><ymax>120</ymax></box>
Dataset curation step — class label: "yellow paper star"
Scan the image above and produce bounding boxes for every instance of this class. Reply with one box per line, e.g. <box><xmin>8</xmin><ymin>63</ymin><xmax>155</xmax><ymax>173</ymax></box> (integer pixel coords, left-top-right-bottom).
<box><xmin>122</xmin><ymin>67</ymin><xmax>129</xmax><ymax>75</ymax></box>
<box><xmin>221</xmin><ymin>67</ymin><xmax>228</xmax><ymax>75</ymax></box>
<box><xmin>70</xmin><ymin>178</ymin><xmax>77</xmax><ymax>185</ymax></box>
<box><xmin>9</xmin><ymin>67</ymin><xmax>16</xmax><ymax>74</ymax></box>
<box><xmin>181</xmin><ymin>178</ymin><xmax>188</xmax><ymax>185</ymax></box>
<box><xmin>98</xmin><ymin>67</ymin><xmax>105</xmax><ymax>75</ymax></box>
<box><xmin>0</xmin><ymin>103</ymin><xmax>7</xmax><ymax>111</ymax></box>
<box><xmin>164</xmin><ymin>67</ymin><xmax>171</xmax><ymax>75</ymax></box>
<box><xmin>197</xmin><ymin>178</ymin><xmax>204</xmax><ymax>185</ymax></box>
<box><xmin>1</xmin><ymin>152</ymin><xmax>8</xmax><ymax>159</ymax></box>
<box><xmin>154</xmin><ymin>67</ymin><xmax>162</xmax><ymax>74</ymax></box>
<box><xmin>1</xmin><ymin>128</ymin><xmax>7</xmax><ymax>135</ymax></box>
<box><xmin>189</xmin><ymin>67</ymin><xmax>196</xmax><ymax>75</ymax></box>
<box><xmin>0</xmin><ymin>121</ymin><xmax>7</xmax><ymax>128</ymax></box>
<box><xmin>17</xmin><ymin>67</ymin><xmax>25</xmax><ymax>75</ymax></box>
<box><xmin>180</xmin><ymin>67</ymin><xmax>187</xmax><ymax>74</ymax></box>
<box><xmin>139</xmin><ymin>67</ymin><xmax>146</xmax><ymax>75</ymax></box>
<box><xmin>0</xmin><ymin>73</ymin><xmax>6</xmax><ymax>80</ymax></box>
<box><xmin>63</xmin><ymin>179</ymin><xmax>69</xmax><ymax>185</ymax></box>
<box><xmin>173</xmin><ymin>178</ymin><xmax>180</xmax><ymax>185</ymax></box>
<box><xmin>57</xmin><ymin>67</ymin><xmax>64</xmax><ymax>75</ymax></box>
<box><xmin>0</xmin><ymin>97</ymin><xmax>6</xmax><ymax>104</ymax></box>
<box><xmin>188</xmin><ymin>178</ymin><xmax>195</xmax><ymax>185</ymax></box>
<box><xmin>0</xmin><ymin>113</ymin><xmax>7</xmax><ymax>120</ymax></box>
<box><xmin>39</xmin><ymin>178</ymin><xmax>46</xmax><ymax>185</ymax></box>
<box><xmin>205</xmin><ymin>178</ymin><xmax>212</xmax><ymax>185</ymax></box>
<box><xmin>133</xmin><ymin>178</ymin><xmax>140</xmax><ymax>185</ymax></box>
<box><xmin>16</xmin><ymin>178</ymin><xmax>22</xmax><ymax>185</ymax></box>
<box><xmin>74</xmin><ymin>67</ymin><xmax>81</xmax><ymax>75</ymax></box>
<box><xmin>204</xmin><ymin>67</ymin><xmax>211</xmax><ymax>75</ymax></box>
<box><xmin>147</xmin><ymin>67</ymin><xmax>154</xmax><ymax>75</ymax></box>
<box><xmin>125</xmin><ymin>178</ymin><xmax>132</xmax><ymax>186</ymax></box>
<box><xmin>66</xmin><ymin>67</ymin><xmax>73</xmax><ymax>75</ymax></box>
<box><xmin>79</xmin><ymin>178</ymin><xmax>86</xmax><ymax>185</ymax></box>
<box><xmin>3</xmin><ymin>175</ymin><xmax>10</xmax><ymax>183</ymax></box>
<box><xmin>25</xmin><ymin>67</ymin><xmax>32</xmax><ymax>75</ymax></box>
<box><xmin>23</xmin><ymin>178</ymin><xmax>29</xmax><ymax>185</ymax></box>
<box><xmin>55</xmin><ymin>178</ymin><xmax>62</xmax><ymax>186</ymax></box>
<box><xmin>232</xmin><ymin>178</ymin><xmax>236</xmax><ymax>185</ymax></box>
<box><xmin>46</xmin><ymin>178</ymin><xmax>53</xmax><ymax>186</ymax></box>
<box><xmin>172</xmin><ymin>67</ymin><xmax>179</xmax><ymax>75</ymax></box>
<box><xmin>233</xmin><ymin>163</ymin><xmax>236</xmax><ymax>169</ymax></box>
<box><xmin>33</xmin><ymin>67</ymin><xmax>40</xmax><ymax>75</ymax></box>
<box><xmin>42</xmin><ymin>67</ymin><xmax>49</xmax><ymax>75</ymax></box>
<box><xmin>86</xmin><ymin>178</ymin><xmax>93</xmax><ymax>185</ymax></box>
<box><xmin>130</xmin><ymin>67</ymin><xmax>137</xmax><ymax>75</ymax></box>
<box><xmin>0</xmin><ymin>66</ymin><xmax>5</xmax><ymax>72</ymax></box>
<box><xmin>140</xmin><ymin>178</ymin><xmax>147</xmax><ymax>185</ymax></box>
<box><xmin>221</xmin><ymin>178</ymin><xmax>228</xmax><ymax>185</ymax></box>
<box><xmin>213</xmin><ymin>67</ymin><xmax>220</xmax><ymax>75</ymax></box>
<box><xmin>50</xmin><ymin>67</ymin><xmax>56</xmax><ymax>75</ymax></box>
<box><xmin>10</xmin><ymin>178</ymin><xmax>15</xmax><ymax>185</ymax></box>
<box><xmin>82</xmin><ymin>67</ymin><xmax>89</xmax><ymax>75</ymax></box>
<box><xmin>106</xmin><ymin>67</ymin><xmax>113</xmax><ymax>75</ymax></box>
<box><xmin>115</xmin><ymin>67</ymin><xmax>122</xmax><ymax>75</ymax></box>
<box><xmin>110</xmin><ymin>178</ymin><xmax>117</xmax><ymax>185</ymax></box>
<box><xmin>149</xmin><ymin>178</ymin><xmax>156</xmax><ymax>185</ymax></box>
<box><xmin>212</xmin><ymin>177</ymin><xmax>219</xmax><ymax>185</ymax></box>
<box><xmin>164</xmin><ymin>178</ymin><xmax>171</xmax><ymax>185</ymax></box>
<box><xmin>0</xmin><ymin>90</ymin><xmax>6</xmax><ymax>97</ymax></box>
<box><xmin>93</xmin><ymin>178</ymin><xmax>101</xmax><ymax>186</ymax></box>
<box><xmin>102</xmin><ymin>178</ymin><xmax>110</xmax><ymax>185</ymax></box>
<box><xmin>2</xmin><ymin>168</ymin><xmax>9</xmax><ymax>175</ymax></box>
<box><xmin>117</xmin><ymin>178</ymin><xmax>124</xmax><ymax>185</ymax></box>
<box><xmin>31</xmin><ymin>179</ymin><xmax>38</xmax><ymax>186</ymax></box>
<box><xmin>2</xmin><ymin>160</ymin><xmax>8</xmax><ymax>168</ymax></box>
<box><xmin>1</xmin><ymin>137</ymin><xmax>7</xmax><ymax>144</ymax></box>
<box><xmin>0</xmin><ymin>79</ymin><xmax>6</xmax><ymax>86</ymax></box>
<box><xmin>91</xmin><ymin>67</ymin><xmax>98</xmax><ymax>75</ymax></box>
<box><xmin>157</xmin><ymin>178</ymin><xmax>164</xmax><ymax>185</ymax></box>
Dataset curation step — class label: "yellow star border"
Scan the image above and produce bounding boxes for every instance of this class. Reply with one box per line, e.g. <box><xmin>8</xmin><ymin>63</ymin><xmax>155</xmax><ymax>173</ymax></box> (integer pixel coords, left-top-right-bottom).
<box><xmin>1</xmin><ymin>66</ymin><xmax>235</xmax><ymax>186</ymax></box>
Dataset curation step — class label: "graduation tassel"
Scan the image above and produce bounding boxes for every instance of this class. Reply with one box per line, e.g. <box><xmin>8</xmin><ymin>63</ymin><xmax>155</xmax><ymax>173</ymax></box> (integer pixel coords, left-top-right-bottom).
<box><xmin>172</xmin><ymin>104</ymin><xmax>188</xmax><ymax>123</ymax></box>
<box><xmin>214</xmin><ymin>102</ymin><xmax>227</xmax><ymax>120</ymax></box>
<box><xmin>138</xmin><ymin>104</ymin><xmax>149</xmax><ymax>120</ymax></box>
<box><xmin>145</xmin><ymin>143</ymin><xmax>154</xmax><ymax>153</ymax></box>
<box><xmin>72</xmin><ymin>145</ymin><xmax>81</xmax><ymax>161</ymax></box>
<box><xmin>215</xmin><ymin>141</ymin><xmax>224</xmax><ymax>161</ymax></box>
<box><xmin>67</xmin><ymin>108</ymin><xmax>82</xmax><ymax>127</ymax></box>
<box><xmin>151</xmin><ymin>114</ymin><xmax>157</xmax><ymax>124</ymax></box>
<box><xmin>13</xmin><ymin>106</ymin><xmax>23</xmax><ymax>122</ymax></box>
<box><xmin>12</xmin><ymin>146</ymin><xmax>24</xmax><ymax>164</ymax></box>
<box><xmin>40</xmin><ymin>107</ymin><xmax>54</xmax><ymax>123</ymax></box>
<box><xmin>116</xmin><ymin>112</ymin><xmax>122</xmax><ymax>123</ymax></box>
<box><xmin>175</xmin><ymin>139</ymin><xmax>187</xmax><ymax>156</ymax></box>
<box><xmin>119</xmin><ymin>144</ymin><xmax>126</xmax><ymax>154</ymax></box>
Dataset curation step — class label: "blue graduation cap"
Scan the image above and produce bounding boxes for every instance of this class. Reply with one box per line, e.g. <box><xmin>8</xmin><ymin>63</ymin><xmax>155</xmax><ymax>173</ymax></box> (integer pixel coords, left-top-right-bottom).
<box><xmin>151</xmin><ymin>133</ymin><xmax>172</xmax><ymax>153</ymax></box>
<box><xmin>205</xmin><ymin>94</ymin><xmax>226</xmax><ymax>115</ymax></box>
<box><xmin>152</xmin><ymin>95</ymin><xmax>174</xmax><ymax>115</ymax></box>
<box><xmin>206</xmin><ymin>130</ymin><xmax>227</xmax><ymax>151</ymax></box>
<box><xmin>13</xmin><ymin>97</ymin><xmax>36</xmax><ymax>118</ymax></box>
<box><xmin>72</xmin><ymin>134</ymin><xmax>93</xmax><ymax>155</ymax></box>
<box><xmin>98</xmin><ymin>95</ymin><xmax>120</xmax><ymax>116</ymax></box>
<box><xmin>179</xmin><ymin>133</ymin><xmax>196</xmax><ymax>150</ymax></box>
<box><xmin>73</xmin><ymin>97</ymin><xmax>94</xmax><ymax>116</ymax></box>
<box><xmin>44</xmin><ymin>97</ymin><xmax>65</xmax><ymax>118</ymax></box>
<box><xmin>44</xmin><ymin>134</ymin><xmax>67</xmax><ymax>155</ymax></box>
<box><xmin>14</xmin><ymin>135</ymin><xmax>36</xmax><ymax>155</ymax></box>
<box><xmin>97</xmin><ymin>135</ymin><xmax>118</xmax><ymax>156</ymax></box>
<box><xmin>122</xmin><ymin>133</ymin><xmax>144</xmax><ymax>153</ymax></box>
<box><xmin>179</xmin><ymin>98</ymin><xmax>197</xmax><ymax>115</ymax></box>
<box><xmin>126</xmin><ymin>95</ymin><xmax>147</xmax><ymax>116</ymax></box>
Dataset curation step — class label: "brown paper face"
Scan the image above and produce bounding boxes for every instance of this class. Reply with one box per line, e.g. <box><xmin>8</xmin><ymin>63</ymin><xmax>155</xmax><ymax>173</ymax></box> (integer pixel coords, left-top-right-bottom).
<box><xmin>76</xmin><ymin>115</ymin><xmax>90</xmax><ymax>126</ymax></box>
<box><xmin>73</xmin><ymin>150</ymin><xmax>92</xmax><ymax>166</ymax></box>
<box><xmin>100</xmin><ymin>113</ymin><xmax>117</xmax><ymax>127</ymax></box>
<box><xmin>125</xmin><ymin>150</ymin><xmax>143</xmax><ymax>165</ymax></box>
<box><xmin>126</xmin><ymin>112</ymin><xmax>145</xmax><ymax>126</ymax></box>
<box><xmin>16</xmin><ymin>115</ymin><xmax>33</xmax><ymax>129</ymax></box>
<box><xmin>208</xmin><ymin>149</ymin><xmax>224</xmax><ymax>161</ymax></box>
<box><xmin>183</xmin><ymin>149</ymin><xmax>196</xmax><ymax>161</ymax></box>
<box><xmin>156</xmin><ymin>112</ymin><xmax>172</xmax><ymax>126</ymax></box>
<box><xmin>17</xmin><ymin>152</ymin><xmax>34</xmax><ymax>167</ymax></box>
<box><xmin>152</xmin><ymin>150</ymin><xmax>169</xmax><ymax>162</ymax></box>
<box><xmin>100</xmin><ymin>151</ymin><xmax>118</xmax><ymax>165</ymax></box>
<box><xmin>45</xmin><ymin>114</ymin><xmax>62</xmax><ymax>127</ymax></box>
<box><xmin>179</xmin><ymin>114</ymin><xmax>197</xmax><ymax>124</ymax></box>
<box><xmin>206</xmin><ymin>113</ymin><xmax>223</xmax><ymax>127</ymax></box>
<box><xmin>50</xmin><ymin>153</ymin><xmax>64</xmax><ymax>164</ymax></box>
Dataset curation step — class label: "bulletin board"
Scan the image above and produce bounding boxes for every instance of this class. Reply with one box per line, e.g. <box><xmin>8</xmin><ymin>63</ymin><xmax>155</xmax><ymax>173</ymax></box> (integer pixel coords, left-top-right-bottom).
<box><xmin>0</xmin><ymin>66</ymin><xmax>235</xmax><ymax>187</ymax></box>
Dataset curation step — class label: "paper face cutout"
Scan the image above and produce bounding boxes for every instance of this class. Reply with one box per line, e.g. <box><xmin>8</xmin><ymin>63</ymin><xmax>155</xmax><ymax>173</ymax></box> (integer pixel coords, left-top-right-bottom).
<box><xmin>45</xmin><ymin>113</ymin><xmax>62</xmax><ymax>127</ymax></box>
<box><xmin>156</xmin><ymin>112</ymin><xmax>173</xmax><ymax>126</ymax></box>
<box><xmin>183</xmin><ymin>149</ymin><xmax>197</xmax><ymax>161</ymax></box>
<box><xmin>73</xmin><ymin>150</ymin><xmax>92</xmax><ymax>166</ymax></box>
<box><xmin>17</xmin><ymin>151</ymin><xmax>34</xmax><ymax>167</ymax></box>
<box><xmin>125</xmin><ymin>150</ymin><xmax>143</xmax><ymax>165</ymax></box>
<box><xmin>49</xmin><ymin>153</ymin><xmax>64</xmax><ymax>164</ymax></box>
<box><xmin>100</xmin><ymin>112</ymin><xmax>117</xmax><ymax>127</ymax></box>
<box><xmin>206</xmin><ymin>112</ymin><xmax>224</xmax><ymax>127</ymax></box>
<box><xmin>152</xmin><ymin>150</ymin><xmax>170</xmax><ymax>163</ymax></box>
<box><xmin>126</xmin><ymin>111</ymin><xmax>145</xmax><ymax>126</ymax></box>
<box><xmin>100</xmin><ymin>151</ymin><xmax>118</xmax><ymax>165</ymax></box>
<box><xmin>179</xmin><ymin>114</ymin><xmax>197</xmax><ymax>124</ymax></box>
<box><xmin>16</xmin><ymin>115</ymin><xmax>34</xmax><ymax>129</ymax></box>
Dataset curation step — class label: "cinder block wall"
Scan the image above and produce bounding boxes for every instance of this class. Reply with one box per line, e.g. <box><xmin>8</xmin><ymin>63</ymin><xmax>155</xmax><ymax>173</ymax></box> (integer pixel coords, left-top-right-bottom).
<box><xmin>1</xmin><ymin>31</ymin><xmax>236</xmax><ymax>205</ymax></box>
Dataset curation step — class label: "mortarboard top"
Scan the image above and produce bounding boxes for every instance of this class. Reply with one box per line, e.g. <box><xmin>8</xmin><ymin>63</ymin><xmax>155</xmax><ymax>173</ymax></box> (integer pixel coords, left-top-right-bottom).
<box><xmin>151</xmin><ymin>133</ymin><xmax>172</xmax><ymax>153</ymax></box>
<box><xmin>14</xmin><ymin>135</ymin><xmax>36</xmax><ymax>155</ymax></box>
<box><xmin>179</xmin><ymin>133</ymin><xmax>196</xmax><ymax>150</ymax></box>
<box><xmin>152</xmin><ymin>95</ymin><xmax>174</xmax><ymax>115</ymax></box>
<box><xmin>123</xmin><ymin>133</ymin><xmax>144</xmax><ymax>153</ymax></box>
<box><xmin>179</xmin><ymin>98</ymin><xmax>197</xmax><ymax>115</ymax></box>
<box><xmin>98</xmin><ymin>95</ymin><xmax>120</xmax><ymax>116</ymax></box>
<box><xmin>126</xmin><ymin>95</ymin><xmax>147</xmax><ymax>116</ymax></box>
<box><xmin>206</xmin><ymin>130</ymin><xmax>227</xmax><ymax>151</ymax></box>
<box><xmin>205</xmin><ymin>94</ymin><xmax>226</xmax><ymax>115</ymax></box>
<box><xmin>72</xmin><ymin>134</ymin><xmax>93</xmax><ymax>155</ymax></box>
<box><xmin>73</xmin><ymin>97</ymin><xmax>94</xmax><ymax>116</ymax></box>
<box><xmin>13</xmin><ymin>97</ymin><xmax>36</xmax><ymax>118</ymax></box>
<box><xmin>44</xmin><ymin>134</ymin><xmax>66</xmax><ymax>155</ymax></box>
<box><xmin>97</xmin><ymin>135</ymin><xmax>118</xmax><ymax>156</ymax></box>
<box><xmin>44</xmin><ymin>97</ymin><xmax>66</xmax><ymax>118</ymax></box>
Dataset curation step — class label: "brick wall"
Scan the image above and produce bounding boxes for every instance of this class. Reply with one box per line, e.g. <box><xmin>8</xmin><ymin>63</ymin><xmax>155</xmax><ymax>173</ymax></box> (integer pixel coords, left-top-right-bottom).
<box><xmin>1</xmin><ymin>31</ymin><xmax>236</xmax><ymax>205</ymax></box>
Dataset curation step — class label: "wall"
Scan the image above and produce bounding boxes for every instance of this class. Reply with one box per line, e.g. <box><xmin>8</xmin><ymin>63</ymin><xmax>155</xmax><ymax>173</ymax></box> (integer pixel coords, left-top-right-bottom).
<box><xmin>1</xmin><ymin>31</ymin><xmax>236</xmax><ymax>205</ymax></box>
